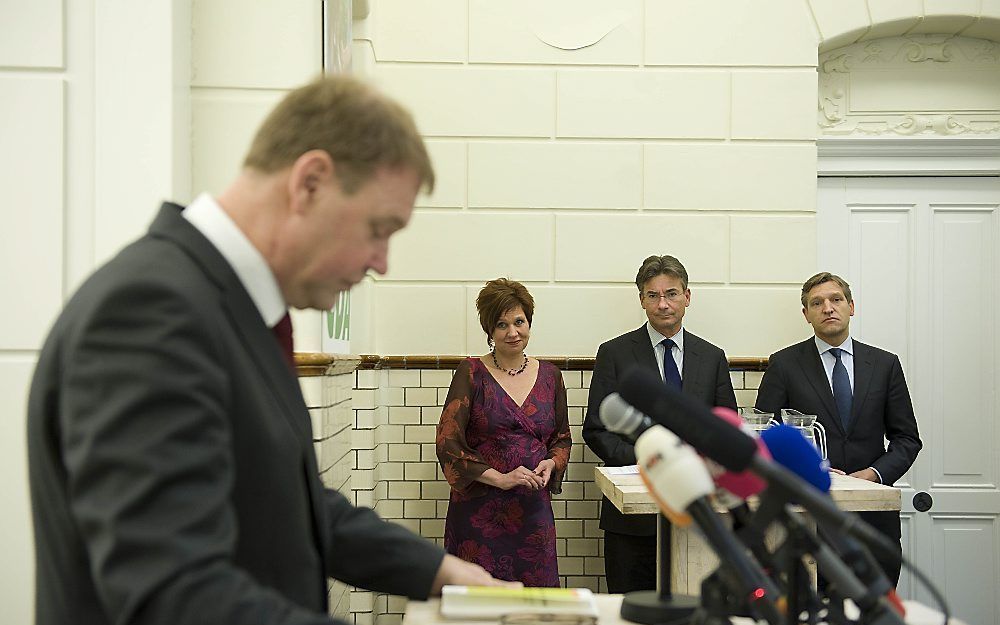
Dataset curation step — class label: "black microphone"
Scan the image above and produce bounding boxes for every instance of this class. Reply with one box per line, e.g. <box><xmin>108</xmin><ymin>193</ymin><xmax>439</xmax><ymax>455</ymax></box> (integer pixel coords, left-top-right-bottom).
<box><xmin>761</xmin><ymin>425</ymin><xmax>906</xmax><ymax>620</ymax></box>
<box><xmin>617</xmin><ymin>366</ymin><xmax>902</xmax><ymax>562</ymax></box>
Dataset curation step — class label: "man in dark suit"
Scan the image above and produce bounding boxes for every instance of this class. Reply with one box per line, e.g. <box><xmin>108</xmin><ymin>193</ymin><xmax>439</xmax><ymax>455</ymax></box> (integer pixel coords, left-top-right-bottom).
<box><xmin>755</xmin><ymin>271</ymin><xmax>922</xmax><ymax>585</ymax></box>
<box><xmin>27</xmin><ymin>76</ymin><xmax>506</xmax><ymax>625</ymax></box>
<box><xmin>583</xmin><ymin>254</ymin><xmax>737</xmax><ymax>593</ymax></box>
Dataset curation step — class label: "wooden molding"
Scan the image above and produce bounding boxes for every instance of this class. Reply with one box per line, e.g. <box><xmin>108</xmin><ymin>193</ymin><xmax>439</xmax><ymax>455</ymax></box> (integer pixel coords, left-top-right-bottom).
<box><xmin>294</xmin><ymin>353</ymin><xmax>769</xmax><ymax>375</ymax></box>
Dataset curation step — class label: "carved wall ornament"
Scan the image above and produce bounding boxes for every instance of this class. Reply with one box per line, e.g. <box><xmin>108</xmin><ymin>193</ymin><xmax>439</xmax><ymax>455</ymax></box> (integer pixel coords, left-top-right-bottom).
<box><xmin>818</xmin><ymin>35</ymin><xmax>1000</xmax><ymax>136</ymax></box>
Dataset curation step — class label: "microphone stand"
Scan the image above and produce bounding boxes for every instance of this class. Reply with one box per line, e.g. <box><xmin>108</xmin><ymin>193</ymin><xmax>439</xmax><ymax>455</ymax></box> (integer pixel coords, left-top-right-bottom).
<box><xmin>745</xmin><ymin>486</ymin><xmax>905</xmax><ymax>625</ymax></box>
<box><xmin>619</xmin><ymin>514</ymin><xmax>700</xmax><ymax>624</ymax></box>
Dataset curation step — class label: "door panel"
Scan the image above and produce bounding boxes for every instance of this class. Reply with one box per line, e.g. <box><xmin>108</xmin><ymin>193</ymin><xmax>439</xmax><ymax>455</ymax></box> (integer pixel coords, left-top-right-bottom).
<box><xmin>818</xmin><ymin>177</ymin><xmax>1000</xmax><ymax>625</ymax></box>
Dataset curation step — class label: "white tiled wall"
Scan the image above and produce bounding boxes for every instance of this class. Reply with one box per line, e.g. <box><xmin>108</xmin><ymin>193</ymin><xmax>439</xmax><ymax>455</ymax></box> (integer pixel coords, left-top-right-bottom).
<box><xmin>348</xmin><ymin>364</ymin><xmax>764</xmax><ymax>623</ymax></box>
<box><xmin>304</xmin><ymin>369</ymin><xmax>361</xmax><ymax>620</ymax></box>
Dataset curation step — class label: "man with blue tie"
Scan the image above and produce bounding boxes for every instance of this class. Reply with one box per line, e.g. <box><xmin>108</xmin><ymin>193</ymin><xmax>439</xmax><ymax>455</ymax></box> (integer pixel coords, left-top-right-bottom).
<box><xmin>755</xmin><ymin>272</ymin><xmax>922</xmax><ymax>585</ymax></box>
<box><xmin>583</xmin><ymin>254</ymin><xmax>737</xmax><ymax>593</ymax></box>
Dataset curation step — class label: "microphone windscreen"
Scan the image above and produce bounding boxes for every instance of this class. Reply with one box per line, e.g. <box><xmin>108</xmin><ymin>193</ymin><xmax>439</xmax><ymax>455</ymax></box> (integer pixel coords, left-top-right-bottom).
<box><xmin>709</xmin><ymin>407</ymin><xmax>770</xmax><ymax>499</ymax></box>
<box><xmin>618</xmin><ymin>366</ymin><xmax>758</xmax><ymax>472</ymax></box>
<box><xmin>599</xmin><ymin>392</ymin><xmax>640</xmax><ymax>435</ymax></box>
<box><xmin>634</xmin><ymin>426</ymin><xmax>714</xmax><ymax>519</ymax></box>
<box><xmin>760</xmin><ymin>424</ymin><xmax>832</xmax><ymax>493</ymax></box>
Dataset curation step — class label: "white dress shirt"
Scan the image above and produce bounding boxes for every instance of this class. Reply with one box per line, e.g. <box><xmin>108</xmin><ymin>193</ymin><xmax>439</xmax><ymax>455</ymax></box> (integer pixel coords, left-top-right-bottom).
<box><xmin>182</xmin><ymin>193</ymin><xmax>287</xmax><ymax>328</ymax></box>
<box><xmin>647</xmin><ymin>323</ymin><xmax>684</xmax><ymax>383</ymax></box>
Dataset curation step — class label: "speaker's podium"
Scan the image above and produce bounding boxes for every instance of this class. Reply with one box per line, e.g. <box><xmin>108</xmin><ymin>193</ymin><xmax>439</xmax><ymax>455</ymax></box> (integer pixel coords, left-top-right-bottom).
<box><xmin>594</xmin><ymin>466</ymin><xmax>902</xmax><ymax>620</ymax></box>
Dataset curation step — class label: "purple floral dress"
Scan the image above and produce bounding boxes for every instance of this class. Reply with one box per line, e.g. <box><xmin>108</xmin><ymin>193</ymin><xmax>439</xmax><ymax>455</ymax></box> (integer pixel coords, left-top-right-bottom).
<box><xmin>436</xmin><ymin>358</ymin><xmax>572</xmax><ymax>586</ymax></box>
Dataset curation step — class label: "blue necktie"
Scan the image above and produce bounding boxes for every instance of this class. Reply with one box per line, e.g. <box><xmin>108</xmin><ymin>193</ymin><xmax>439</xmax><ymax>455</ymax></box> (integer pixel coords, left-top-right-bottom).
<box><xmin>830</xmin><ymin>348</ymin><xmax>852</xmax><ymax>429</ymax></box>
<box><xmin>661</xmin><ymin>339</ymin><xmax>682</xmax><ymax>389</ymax></box>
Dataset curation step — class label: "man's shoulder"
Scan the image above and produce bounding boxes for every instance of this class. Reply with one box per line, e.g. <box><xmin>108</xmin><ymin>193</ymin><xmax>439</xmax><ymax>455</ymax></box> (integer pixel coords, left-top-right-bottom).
<box><xmin>598</xmin><ymin>325</ymin><xmax>645</xmax><ymax>351</ymax></box>
<box><xmin>768</xmin><ymin>338</ymin><xmax>815</xmax><ymax>362</ymax></box>
<box><xmin>682</xmin><ymin>329</ymin><xmax>725</xmax><ymax>355</ymax></box>
<box><xmin>852</xmin><ymin>340</ymin><xmax>900</xmax><ymax>364</ymax></box>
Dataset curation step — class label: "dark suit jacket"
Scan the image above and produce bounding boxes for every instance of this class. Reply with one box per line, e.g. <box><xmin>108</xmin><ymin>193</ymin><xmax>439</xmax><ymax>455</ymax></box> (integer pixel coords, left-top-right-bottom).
<box><xmin>755</xmin><ymin>338</ymin><xmax>922</xmax><ymax>487</ymax></box>
<box><xmin>27</xmin><ymin>204</ymin><xmax>444</xmax><ymax>625</ymax></box>
<box><xmin>582</xmin><ymin>325</ymin><xmax>738</xmax><ymax>534</ymax></box>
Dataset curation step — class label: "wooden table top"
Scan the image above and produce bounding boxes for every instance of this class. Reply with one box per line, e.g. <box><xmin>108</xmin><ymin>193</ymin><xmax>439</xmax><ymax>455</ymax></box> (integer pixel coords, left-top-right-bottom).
<box><xmin>594</xmin><ymin>466</ymin><xmax>901</xmax><ymax>515</ymax></box>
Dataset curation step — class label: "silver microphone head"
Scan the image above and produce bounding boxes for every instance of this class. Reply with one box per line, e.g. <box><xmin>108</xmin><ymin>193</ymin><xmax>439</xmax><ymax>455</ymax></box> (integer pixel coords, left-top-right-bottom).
<box><xmin>599</xmin><ymin>392</ymin><xmax>645</xmax><ymax>435</ymax></box>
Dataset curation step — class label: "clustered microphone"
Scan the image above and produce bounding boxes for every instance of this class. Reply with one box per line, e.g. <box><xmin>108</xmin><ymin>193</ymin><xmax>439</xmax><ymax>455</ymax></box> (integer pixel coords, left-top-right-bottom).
<box><xmin>617</xmin><ymin>367</ymin><xmax>901</xmax><ymax>562</ymax></box>
<box><xmin>603</xmin><ymin>371</ymin><xmax>922</xmax><ymax>623</ymax></box>
<box><xmin>760</xmin><ymin>425</ymin><xmax>906</xmax><ymax>621</ymax></box>
<box><xmin>632</xmin><ymin>424</ymin><xmax>785</xmax><ymax>624</ymax></box>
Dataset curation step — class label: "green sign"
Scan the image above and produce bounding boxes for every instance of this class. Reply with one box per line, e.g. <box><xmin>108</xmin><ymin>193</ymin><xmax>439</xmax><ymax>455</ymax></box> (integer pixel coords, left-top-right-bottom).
<box><xmin>326</xmin><ymin>290</ymin><xmax>350</xmax><ymax>341</ymax></box>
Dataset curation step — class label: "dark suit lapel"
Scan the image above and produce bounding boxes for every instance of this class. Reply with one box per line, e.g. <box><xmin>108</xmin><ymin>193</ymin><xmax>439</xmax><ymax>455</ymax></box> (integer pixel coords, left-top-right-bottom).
<box><xmin>849</xmin><ymin>341</ymin><xmax>874</xmax><ymax>433</ymax></box>
<box><xmin>222</xmin><ymin>294</ymin><xmax>313</xmax><ymax>441</ymax></box>
<box><xmin>680</xmin><ymin>329</ymin><xmax>705</xmax><ymax>399</ymax></box>
<box><xmin>630</xmin><ymin>325</ymin><xmax>660</xmax><ymax>375</ymax></box>
<box><xmin>150</xmin><ymin>203</ymin><xmax>314</xmax><ymax>443</ymax></box>
<box><xmin>150</xmin><ymin>203</ymin><xmax>328</xmax><ymax>562</ymax></box>
<box><xmin>797</xmin><ymin>340</ymin><xmax>843</xmax><ymax>433</ymax></box>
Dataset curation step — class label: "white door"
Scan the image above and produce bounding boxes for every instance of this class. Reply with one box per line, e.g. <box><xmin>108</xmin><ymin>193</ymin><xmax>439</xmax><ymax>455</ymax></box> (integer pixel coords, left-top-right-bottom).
<box><xmin>818</xmin><ymin>177</ymin><xmax>1000</xmax><ymax>625</ymax></box>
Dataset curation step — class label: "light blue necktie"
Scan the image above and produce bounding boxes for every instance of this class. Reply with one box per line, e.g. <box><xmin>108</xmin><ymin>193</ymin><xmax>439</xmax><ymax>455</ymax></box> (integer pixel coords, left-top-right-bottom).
<box><xmin>661</xmin><ymin>339</ymin><xmax>682</xmax><ymax>389</ymax></box>
<box><xmin>830</xmin><ymin>348</ymin><xmax>853</xmax><ymax>429</ymax></box>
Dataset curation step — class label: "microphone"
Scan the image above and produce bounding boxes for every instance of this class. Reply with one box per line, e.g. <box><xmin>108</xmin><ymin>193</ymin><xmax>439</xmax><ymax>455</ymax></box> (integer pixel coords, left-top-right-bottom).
<box><xmin>599</xmin><ymin>392</ymin><xmax>655</xmax><ymax>441</ymax></box>
<box><xmin>634</xmin><ymin>425</ymin><xmax>785</xmax><ymax>625</ymax></box>
<box><xmin>759</xmin><ymin>424</ymin><xmax>831</xmax><ymax>494</ymax></box>
<box><xmin>708</xmin><ymin>407</ymin><xmax>770</xmax><ymax>500</ymax></box>
<box><xmin>618</xmin><ymin>366</ymin><xmax>900</xmax><ymax>561</ymax></box>
<box><xmin>761</xmin><ymin>426</ymin><xmax>906</xmax><ymax>620</ymax></box>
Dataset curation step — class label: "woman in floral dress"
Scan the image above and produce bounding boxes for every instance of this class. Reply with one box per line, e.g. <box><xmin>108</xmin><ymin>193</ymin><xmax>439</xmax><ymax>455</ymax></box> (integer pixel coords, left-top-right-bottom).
<box><xmin>436</xmin><ymin>279</ymin><xmax>572</xmax><ymax>586</ymax></box>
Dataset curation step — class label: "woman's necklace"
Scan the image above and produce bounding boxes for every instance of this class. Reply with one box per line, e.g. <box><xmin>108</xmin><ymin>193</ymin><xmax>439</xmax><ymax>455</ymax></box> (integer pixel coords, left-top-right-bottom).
<box><xmin>492</xmin><ymin>351</ymin><xmax>529</xmax><ymax>376</ymax></box>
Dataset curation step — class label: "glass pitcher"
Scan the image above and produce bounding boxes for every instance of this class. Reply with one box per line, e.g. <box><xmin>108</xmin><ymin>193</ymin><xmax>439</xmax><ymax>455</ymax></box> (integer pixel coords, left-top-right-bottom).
<box><xmin>738</xmin><ymin>407</ymin><xmax>777</xmax><ymax>434</ymax></box>
<box><xmin>779</xmin><ymin>409</ymin><xmax>828</xmax><ymax>460</ymax></box>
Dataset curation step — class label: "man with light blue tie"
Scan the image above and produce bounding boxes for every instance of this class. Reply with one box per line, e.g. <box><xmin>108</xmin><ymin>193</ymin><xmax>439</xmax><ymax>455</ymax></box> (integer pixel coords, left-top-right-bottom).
<box><xmin>756</xmin><ymin>272</ymin><xmax>922</xmax><ymax>585</ymax></box>
<box><xmin>583</xmin><ymin>254</ymin><xmax>737</xmax><ymax>593</ymax></box>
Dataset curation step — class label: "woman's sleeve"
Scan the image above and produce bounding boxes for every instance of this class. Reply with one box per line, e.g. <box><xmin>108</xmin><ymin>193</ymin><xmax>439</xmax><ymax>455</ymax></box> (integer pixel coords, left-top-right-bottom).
<box><xmin>546</xmin><ymin>367</ymin><xmax>573</xmax><ymax>494</ymax></box>
<box><xmin>435</xmin><ymin>359</ymin><xmax>490</xmax><ymax>496</ymax></box>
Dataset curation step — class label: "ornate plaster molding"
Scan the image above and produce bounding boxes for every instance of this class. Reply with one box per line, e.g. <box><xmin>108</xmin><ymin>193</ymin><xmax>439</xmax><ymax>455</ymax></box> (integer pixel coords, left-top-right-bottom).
<box><xmin>818</xmin><ymin>35</ymin><xmax>1000</xmax><ymax>137</ymax></box>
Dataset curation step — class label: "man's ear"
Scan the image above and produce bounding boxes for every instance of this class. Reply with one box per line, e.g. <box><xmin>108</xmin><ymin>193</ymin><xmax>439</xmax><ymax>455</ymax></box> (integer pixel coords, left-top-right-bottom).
<box><xmin>287</xmin><ymin>150</ymin><xmax>335</xmax><ymax>213</ymax></box>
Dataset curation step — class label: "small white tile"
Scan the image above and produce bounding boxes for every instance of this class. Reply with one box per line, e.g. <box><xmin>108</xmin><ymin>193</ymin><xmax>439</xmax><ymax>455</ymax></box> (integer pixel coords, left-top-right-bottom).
<box><xmin>736</xmin><ymin>389</ymin><xmax>759</xmax><ymax>408</ymax></box>
<box><xmin>405</xmin><ymin>387</ymin><xmax>438</xmax><ymax>407</ymax></box>
<box><xmin>421</xmin><ymin>369</ymin><xmax>456</xmax><ymax>388</ymax></box>
<box><xmin>730</xmin><ymin>371</ymin><xmax>745</xmax><ymax>390</ymax></box>
<box><xmin>388</xmin><ymin>370</ymin><xmax>422</xmax><ymax>388</ymax></box>
<box><xmin>299</xmin><ymin>377</ymin><xmax>324</xmax><ymax>409</ymax></box>
<box><xmin>387</xmin><ymin>443</ymin><xmax>421</xmax><ymax>462</ymax></box>
<box><xmin>404</xmin><ymin>500</ymin><xmax>438</xmax><ymax>518</ymax></box>
<box><xmin>388</xmin><ymin>406</ymin><xmax>421</xmax><ymax>425</ymax></box>
<box><xmin>404</xmin><ymin>425</ymin><xmax>437</xmax><ymax>444</ymax></box>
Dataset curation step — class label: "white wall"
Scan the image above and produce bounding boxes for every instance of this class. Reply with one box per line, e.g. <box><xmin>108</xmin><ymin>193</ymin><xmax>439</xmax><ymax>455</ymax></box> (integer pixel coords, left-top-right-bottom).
<box><xmin>356</xmin><ymin>0</ymin><xmax>818</xmax><ymax>357</ymax></box>
<box><xmin>0</xmin><ymin>1</ymin><xmax>190</xmax><ymax>621</ymax></box>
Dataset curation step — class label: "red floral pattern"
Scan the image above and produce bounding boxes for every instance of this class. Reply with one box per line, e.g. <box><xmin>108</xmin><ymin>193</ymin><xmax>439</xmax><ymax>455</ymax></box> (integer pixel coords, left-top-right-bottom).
<box><xmin>436</xmin><ymin>358</ymin><xmax>572</xmax><ymax>586</ymax></box>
